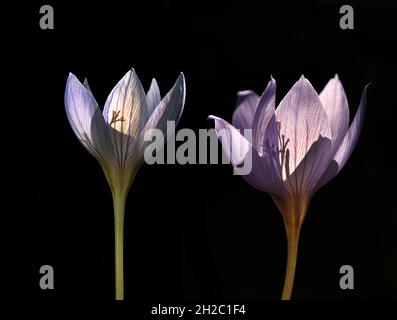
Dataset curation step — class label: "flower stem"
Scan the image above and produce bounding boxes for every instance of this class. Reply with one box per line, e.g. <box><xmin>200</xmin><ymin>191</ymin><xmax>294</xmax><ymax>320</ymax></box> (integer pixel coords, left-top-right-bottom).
<box><xmin>281</xmin><ymin>223</ymin><xmax>300</xmax><ymax>300</ymax></box>
<box><xmin>113</xmin><ymin>190</ymin><xmax>126</xmax><ymax>300</ymax></box>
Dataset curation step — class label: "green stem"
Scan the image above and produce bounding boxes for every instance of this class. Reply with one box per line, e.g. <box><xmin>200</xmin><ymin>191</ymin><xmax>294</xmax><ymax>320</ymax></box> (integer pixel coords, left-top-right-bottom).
<box><xmin>113</xmin><ymin>190</ymin><xmax>126</xmax><ymax>300</ymax></box>
<box><xmin>281</xmin><ymin>223</ymin><xmax>300</xmax><ymax>300</ymax></box>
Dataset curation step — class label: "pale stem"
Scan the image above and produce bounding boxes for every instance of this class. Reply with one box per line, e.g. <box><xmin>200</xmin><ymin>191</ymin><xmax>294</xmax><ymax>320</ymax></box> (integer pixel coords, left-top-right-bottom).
<box><xmin>113</xmin><ymin>190</ymin><xmax>126</xmax><ymax>300</ymax></box>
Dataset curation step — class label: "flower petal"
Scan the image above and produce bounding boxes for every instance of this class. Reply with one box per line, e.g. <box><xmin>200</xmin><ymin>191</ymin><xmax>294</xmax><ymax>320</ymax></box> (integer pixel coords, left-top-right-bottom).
<box><xmin>208</xmin><ymin>116</ymin><xmax>250</xmax><ymax>166</ymax></box>
<box><xmin>251</xmin><ymin>77</ymin><xmax>277</xmax><ymax>154</ymax></box>
<box><xmin>315</xmin><ymin>85</ymin><xmax>368</xmax><ymax>190</ymax></box>
<box><xmin>319</xmin><ymin>74</ymin><xmax>349</xmax><ymax>150</ymax></box>
<box><xmin>143</xmin><ymin>73</ymin><xmax>185</xmax><ymax>140</ymax></box>
<box><xmin>333</xmin><ymin>85</ymin><xmax>367</xmax><ymax>170</ymax></box>
<box><xmin>232</xmin><ymin>90</ymin><xmax>259</xmax><ymax>130</ymax></box>
<box><xmin>242</xmin><ymin>148</ymin><xmax>288</xmax><ymax>199</ymax></box>
<box><xmin>90</xmin><ymin>108</ymin><xmax>118</xmax><ymax>168</ymax></box>
<box><xmin>102</xmin><ymin>69</ymin><xmax>149</xmax><ymax>166</ymax></box>
<box><xmin>103</xmin><ymin>69</ymin><xmax>149</xmax><ymax>136</ymax></box>
<box><xmin>65</xmin><ymin>73</ymin><xmax>102</xmax><ymax>157</ymax></box>
<box><xmin>209</xmin><ymin>115</ymin><xmax>288</xmax><ymax>197</ymax></box>
<box><xmin>241</xmin><ymin>146</ymin><xmax>288</xmax><ymax>197</ymax></box>
<box><xmin>288</xmin><ymin>135</ymin><xmax>333</xmax><ymax>197</ymax></box>
<box><xmin>83</xmin><ymin>78</ymin><xmax>92</xmax><ymax>93</ymax></box>
<box><xmin>146</xmin><ymin>78</ymin><xmax>161</xmax><ymax>115</ymax></box>
<box><xmin>275</xmin><ymin>75</ymin><xmax>332</xmax><ymax>177</ymax></box>
<box><xmin>90</xmin><ymin>111</ymin><xmax>141</xmax><ymax>192</ymax></box>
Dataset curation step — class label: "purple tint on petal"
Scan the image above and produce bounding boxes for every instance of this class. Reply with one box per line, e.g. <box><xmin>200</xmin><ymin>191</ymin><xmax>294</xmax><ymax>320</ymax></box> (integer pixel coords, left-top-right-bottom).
<box><xmin>275</xmin><ymin>76</ymin><xmax>332</xmax><ymax>176</ymax></box>
<box><xmin>143</xmin><ymin>73</ymin><xmax>185</xmax><ymax>140</ymax></box>
<box><xmin>208</xmin><ymin>115</ymin><xmax>250</xmax><ymax>166</ymax></box>
<box><xmin>232</xmin><ymin>90</ymin><xmax>259</xmax><ymax>130</ymax></box>
<box><xmin>102</xmin><ymin>69</ymin><xmax>149</xmax><ymax>166</ymax></box>
<box><xmin>209</xmin><ymin>114</ymin><xmax>287</xmax><ymax>198</ymax></box>
<box><xmin>319</xmin><ymin>74</ymin><xmax>349</xmax><ymax>151</ymax></box>
<box><xmin>146</xmin><ymin>78</ymin><xmax>161</xmax><ymax>115</ymax></box>
<box><xmin>333</xmin><ymin>85</ymin><xmax>368</xmax><ymax>171</ymax></box>
<box><xmin>288</xmin><ymin>135</ymin><xmax>333</xmax><ymax>197</ymax></box>
<box><xmin>65</xmin><ymin>73</ymin><xmax>100</xmax><ymax>150</ymax></box>
<box><xmin>83</xmin><ymin>78</ymin><xmax>92</xmax><ymax>93</ymax></box>
<box><xmin>251</xmin><ymin>77</ymin><xmax>277</xmax><ymax>154</ymax></box>
<box><xmin>102</xmin><ymin>68</ymin><xmax>149</xmax><ymax>132</ymax></box>
<box><xmin>315</xmin><ymin>84</ymin><xmax>368</xmax><ymax>190</ymax></box>
<box><xmin>90</xmin><ymin>108</ymin><xmax>117</xmax><ymax>166</ymax></box>
<box><xmin>242</xmin><ymin>146</ymin><xmax>289</xmax><ymax>198</ymax></box>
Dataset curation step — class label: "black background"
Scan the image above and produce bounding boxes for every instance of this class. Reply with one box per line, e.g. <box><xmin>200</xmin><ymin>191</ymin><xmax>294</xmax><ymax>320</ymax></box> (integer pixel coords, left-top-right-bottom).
<box><xmin>4</xmin><ymin>0</ymin><xmax>397</xmax><ymax>305</ymax></box>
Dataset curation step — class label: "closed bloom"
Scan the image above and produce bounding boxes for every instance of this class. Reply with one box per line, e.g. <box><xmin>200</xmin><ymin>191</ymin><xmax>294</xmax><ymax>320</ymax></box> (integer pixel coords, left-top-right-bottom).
<box><xmin>209</xmin><ymin>75</ymin><xmax>368</xmax><ymax>299</ymax></box>
<box><xmin>65</xmin><ymin>69</ymin><xmax>186</xmax><ymax>299</ymax></box>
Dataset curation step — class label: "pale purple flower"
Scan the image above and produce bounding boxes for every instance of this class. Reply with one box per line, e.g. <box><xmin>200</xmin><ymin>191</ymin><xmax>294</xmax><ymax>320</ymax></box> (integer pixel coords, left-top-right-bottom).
<box><xmin>65</xmin><ymin>68</ymin><xmax>185</xmax><ymax>300</ymax></box>
<box><xmin>65</xmin><ymin>69</ymin><xmax>186</xmax><ymax>195</ymax></box>
<box><xmin>209</xmin><ymin>75</ymin><xmax>368</xmax><ymax>299</ymax></box>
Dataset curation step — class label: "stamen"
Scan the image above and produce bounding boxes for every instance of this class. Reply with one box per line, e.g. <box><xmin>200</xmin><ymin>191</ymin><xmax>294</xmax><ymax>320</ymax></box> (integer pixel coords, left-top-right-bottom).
<box><xmin>110</xmin><ymin>110</ymin><xmax>125</xmax><ymax>125</ymax></box>
<box><xmin>275</xmin><ymin>122</ymin><xmax>290</xmax><ymax>179</ymax></box>
<box><xmin>261</xmin><ymin>121</ymin><xmax>290</xmax><ymax>178</ymax></box>
<box><xmin>276</xmin><ymin>121</ymin><xmax>281</xmax><ymax>132</ymax></box>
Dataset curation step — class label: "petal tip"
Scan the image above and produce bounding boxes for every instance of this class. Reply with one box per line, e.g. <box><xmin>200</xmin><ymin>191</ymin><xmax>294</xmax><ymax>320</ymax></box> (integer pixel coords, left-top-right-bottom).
<box><xmin>269</xmin><ymin>75</ymin><xmax>276</xmax><ymax>86</ymax></box>
<box><xmin>176</xmin><ymin>72</ymin><xmax>185</xmax><ymax>88</ymax></box>
<box><xmin>178</xmin><ymin>72</ymin><xmax>186</xmax><ymax>95</ymax></box>
<box><xmin>178</xmin><ymin>72</ymin><xmax>185</xmax><ymax>82</ymax></box>
<box><xmin>125</xmin><ymin>68</ymin><xmax>137</xmax><ymax>80</ymax></box>
<box><xmin>296</xmin><ymin>74</ymin><xmax>315</xmax><ymax>89</ymax></box>
<box><xmin>67</xmin><ymin>72</ymin><xmax>77</xmax><ymax>81</ymax></box>
<box><xmin>66</xmin><ymin>72</ymin><xmax>83</xmax><ymax>89</ymax></box>
<box><xmin>361</xmin><ymin>83</ymin><xmax>370</xmax><ymax>101</ymax></box>
<box><xmin>237</xmin><ymin>90</ymin><xmax>255</xmax><ymax>97</ymax></box>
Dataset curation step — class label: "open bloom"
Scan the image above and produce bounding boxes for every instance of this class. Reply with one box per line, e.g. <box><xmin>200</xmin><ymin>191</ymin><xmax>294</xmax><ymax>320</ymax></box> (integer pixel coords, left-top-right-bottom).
<box><xmin>209</xmin><ymin>75</ymin><xmax>367</xmax><ymax>299</ymax></box>
<box><xmin>65</xmin><ymin>68</ymin><xmax>186</xmax><ymax>299</ymax></box>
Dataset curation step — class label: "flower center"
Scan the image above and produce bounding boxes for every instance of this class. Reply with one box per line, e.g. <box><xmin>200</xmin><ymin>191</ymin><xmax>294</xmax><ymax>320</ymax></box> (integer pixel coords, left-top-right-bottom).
<box><xmin>276</xmin><ymin>121</ymin><xmax>289</xmax><ymax>170</ymax></box>
<box><xmin>262</xmin><ymin>120</ymin><xmax>290</xmax><ymax>180</ymax></box>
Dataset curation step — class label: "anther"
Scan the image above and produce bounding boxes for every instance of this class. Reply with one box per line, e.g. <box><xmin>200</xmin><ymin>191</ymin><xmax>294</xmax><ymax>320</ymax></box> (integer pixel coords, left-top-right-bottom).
<box><xmin>110</xmin><ymin>110</ymin><xmax>125</xmax><ymax>125</ymax></box>
<box><xmin>276</xmin><ymin>121</ymin><xmax>281</xmax><ymax>132</ymax></box>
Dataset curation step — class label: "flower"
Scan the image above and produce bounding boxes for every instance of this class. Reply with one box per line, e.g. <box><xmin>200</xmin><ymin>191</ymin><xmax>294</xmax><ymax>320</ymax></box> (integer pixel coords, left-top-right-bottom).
<box><xmin>209</xmin><ymin>75</ymin><xmax>368</xmax><ymax>299</ymax></box>
<box><xmin>65</xmin><ymin>68</ymin><xmax>186</xmax><ymax>299</ymax></box>
<box><xmin>65</xmin><ymin>69</ymin><xmax>186</xmax><ymax>195</ymax></box>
